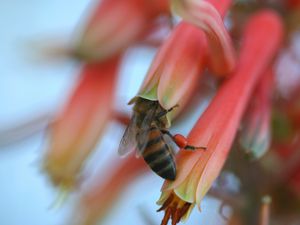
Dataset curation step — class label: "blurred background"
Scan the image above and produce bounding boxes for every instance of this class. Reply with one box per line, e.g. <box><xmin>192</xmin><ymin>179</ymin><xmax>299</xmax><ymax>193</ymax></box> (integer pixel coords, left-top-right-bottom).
<box><xmin>0</xmin><ymin>1</ymin><xmax>87</xmax><ymax>224</ymax></box>
<box><xmin>0</xmin><ymin>1</ymin><xmax>228</xmax><ymax>224</ymax></box>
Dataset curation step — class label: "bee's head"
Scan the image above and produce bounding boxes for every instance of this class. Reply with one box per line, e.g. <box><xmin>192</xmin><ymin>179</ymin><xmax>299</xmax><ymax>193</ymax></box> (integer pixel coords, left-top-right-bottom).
<box><xmin>130</xmin><ymin>97</ymin><xmax>157</xmax><ymax>114</ymax></box>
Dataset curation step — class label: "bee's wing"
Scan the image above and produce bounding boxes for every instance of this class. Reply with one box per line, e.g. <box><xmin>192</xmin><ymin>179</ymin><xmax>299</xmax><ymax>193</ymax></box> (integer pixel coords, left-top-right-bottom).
<box><xmin>118</xmin><ymin>115</ymin><xmax>138</xmax><ymax>156</ymax></box>
<box><xmin>135</xmin><ymin>106</ymin><xmax>157</xmax><ymax>158</ymax></box>
<box><xmin>135</xmin><ymin>127</ymin><xmax>149</xmax><ymax>158</ymax></box>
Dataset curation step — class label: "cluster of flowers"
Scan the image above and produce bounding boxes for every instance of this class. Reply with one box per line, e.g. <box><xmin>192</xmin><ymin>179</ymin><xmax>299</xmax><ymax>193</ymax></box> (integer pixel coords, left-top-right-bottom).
<box><xmin>42</xmin><ymin>0</ymin><xmax>300</xmax><ymax>224</ymax></box>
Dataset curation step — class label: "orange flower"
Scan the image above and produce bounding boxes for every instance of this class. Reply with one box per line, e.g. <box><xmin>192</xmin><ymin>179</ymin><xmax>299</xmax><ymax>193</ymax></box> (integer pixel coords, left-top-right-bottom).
<box><xmin>137</xmin><ymin>0</ymin><xmax>231</xmax><ymax>124</ymax></box>
<box><xmin>72</xmin><ymin>0</ymin><xmax>170</xmax><ymax>61</ymax></box>
<box><xmin>157</xmin><ymin>10</ymin><xmax>283</xmax><ymax>225</ymax></box>
<box><xmin>43</xmin><ymin>57</ymin><xmax>120</xmax><ymax>190</ymax></box>
<box><xmin>171</xmin><ymin>0</ymin><xmax>236</xmax><ymax>76</ymax></box>
<box><xmin>138</xmin><ymin>22</ymin><xmax>207</xmax><ymax>115</ymax></box>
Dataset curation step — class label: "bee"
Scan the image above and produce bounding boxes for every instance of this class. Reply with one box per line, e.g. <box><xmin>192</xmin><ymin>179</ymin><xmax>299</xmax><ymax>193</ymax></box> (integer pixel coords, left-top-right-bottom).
<box><xmin>118</xmin><ymin>97</ymin><xmax>206</xmax><ymax>180</ymax></box>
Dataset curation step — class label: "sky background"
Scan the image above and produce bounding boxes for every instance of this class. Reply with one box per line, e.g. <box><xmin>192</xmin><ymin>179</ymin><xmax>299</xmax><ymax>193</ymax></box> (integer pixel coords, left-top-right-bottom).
<box><xmin>0</xmin><ymin>1</ymin><xmax>227</xmax><ymax>224</ymax></box>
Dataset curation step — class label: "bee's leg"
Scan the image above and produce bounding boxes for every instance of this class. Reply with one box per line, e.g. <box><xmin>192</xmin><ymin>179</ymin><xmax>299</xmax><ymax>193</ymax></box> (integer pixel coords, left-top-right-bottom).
<box><xmin>155</xmin><ymin>104</ymin><xmax>179</xmax><ymax>119</ymax></box>
<box><xmin>160</xmin><ymin>129</ymin><xmax>173</xmax><ymax>138</ymax></box>
<box><xmin>173</xmin><ymin>134</ymin><xmax>206</xmax><ymax>151</ymax></box>
<box><xmin>161</xmin><ymin>130</ymin><xmax>206</xmax><ymax>151</ymax></box>
<box><xmin>184</xmin><ymin>145</ymin><xmax>207</xmax><ymax>150</ymax></box>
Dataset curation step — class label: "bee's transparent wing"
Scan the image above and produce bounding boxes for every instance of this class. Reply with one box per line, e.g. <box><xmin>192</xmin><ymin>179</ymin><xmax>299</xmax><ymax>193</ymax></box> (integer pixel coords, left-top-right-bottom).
<box><xmin>118</xmin><ymin>115</ymin><xmax>138</xmax><ymax>156</ymax></box>
<box><xmin>135</xmin><ymin>106</ymin><xmax>157</xmax><ymax>158</ymax></box>
<box><xmin>135</xmin><ymin>128</ymin><xmax>149</xmax><ymax>158</ymax></box>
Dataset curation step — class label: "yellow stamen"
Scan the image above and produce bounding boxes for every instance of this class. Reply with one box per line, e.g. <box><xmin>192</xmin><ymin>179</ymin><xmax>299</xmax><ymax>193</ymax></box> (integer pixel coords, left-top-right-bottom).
<box><xmin>158</xmin><ymin>192</ymin><xmax>192</xmax><ymax>225</ymax></box>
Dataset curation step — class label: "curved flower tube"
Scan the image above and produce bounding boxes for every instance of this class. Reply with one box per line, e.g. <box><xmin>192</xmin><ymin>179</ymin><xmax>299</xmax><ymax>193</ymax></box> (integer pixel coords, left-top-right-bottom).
<box><xmin>137</xmin><ymin>0</ymin><xmax>231</xmax><ymax>126</ymax></box>
<box><xmin>71</xmin><ymin>0</ymin><xmax>170</xmax><ymax>61</ymax></box>
<box><xmin>239</xmin><ymin>68</ymin><xmax>274</xmax><ymax>159</ymax></box>
<box><xmin>43</xmin><ymin>57</ymin><xmax>120</xmax><ymax>190</ymax></box>
<box><xmin>139</xmin><ymin>22</ymin><xmax>208</xmax><ymax>114</ymax></box>
<box><xmin>158</xmin><ymin>10</ymin><xmax>283</xmax><ymax>224</ymax></box>
<box><xmin>171</xmin><ymin>0</ymin><xmax>236</xmax><ymax>76</ymax></box>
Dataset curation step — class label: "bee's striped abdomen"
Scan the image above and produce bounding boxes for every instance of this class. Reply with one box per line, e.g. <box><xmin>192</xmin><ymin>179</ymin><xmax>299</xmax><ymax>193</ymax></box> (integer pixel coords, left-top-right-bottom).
<box><xmin>137</xmin><ymin>127</ymin><xmax>176</xmax><ymax>180</ymax></box>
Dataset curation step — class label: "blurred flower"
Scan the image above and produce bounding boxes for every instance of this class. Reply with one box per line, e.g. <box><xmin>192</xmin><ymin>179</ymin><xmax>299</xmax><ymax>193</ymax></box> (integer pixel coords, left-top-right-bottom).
<box><xmin>157</xmin><ymin>10</ymin><xmax>283</xmax><ymax>225</ymax></box>
<box><xmin>43</xmin><ymin>56</ymin><xmax>120</xmax><ymax>190</ymax></box>
<box><xmin>171</xmin><ymin>0</ymin><xmax>236</xmax><ymax>76</ymax></box>
<box><xmin>71</xmin><ymin>0</ymin><xmax>170</xmax><ymax>61</ymax></box>
<box><xmin>67</xmin><ymin>154</ymin><xmax>147</xmax><ymax>225</ymax></box>
<box><xmin>239</xmin><ymin>68</ymin><xmax>274</xmax><ymax>159</ymax></box>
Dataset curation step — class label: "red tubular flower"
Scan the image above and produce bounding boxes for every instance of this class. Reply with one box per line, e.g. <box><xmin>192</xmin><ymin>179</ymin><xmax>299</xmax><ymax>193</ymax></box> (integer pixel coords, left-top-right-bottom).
<box><xmin>138</xmin><ymin>22</ymin><xmax>208</xmax><ymax>115</ymax></box>
<box><xmin>43</xmin><ymin>57</ymin><xmax>120</xmax><ymax>190</ymax></box>
<box><xmin>158</xmin><ymin>10</ymin><xmax>283</xmax><ymax>224</ymax></box>
<box><xmin>137</xmin><ymin>0</ymin><xmax>231</xmax><ymax>124</ymax></box>
<box><xmin>239</xmin><ymin>68</ymin><xmax>274</xmax><ymax>159</ymax></box>
<box><xmin>171</xmin><ymin>0</ymin><xmax>236</xmax><ymax>76</ymax></box>
<box><xmin>67</xmin><ymin>154</ymin><xmax>147</xmax><ymax>225</ymax></box>
<box><xmin>72</xmin><ymin>0</ymin><xmax>170</xmax><ymax>61</ymax></box>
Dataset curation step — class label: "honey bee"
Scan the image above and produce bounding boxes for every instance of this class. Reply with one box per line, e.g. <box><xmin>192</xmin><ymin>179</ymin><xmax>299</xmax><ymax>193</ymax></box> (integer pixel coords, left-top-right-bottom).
<box><xmin>118</xmin><ymin>97</ymin><xmax>206</xmax><ymax>180</ymax></box>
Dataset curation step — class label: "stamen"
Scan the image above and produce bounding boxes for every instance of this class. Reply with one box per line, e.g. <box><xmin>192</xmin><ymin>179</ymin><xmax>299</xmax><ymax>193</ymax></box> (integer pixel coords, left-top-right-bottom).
<box><xmin>158</xmin><ymin>192</ymin><xmax>192</xmax><ymax>225</ymax></box>
<box><xmin>179</xmin><ymin>202</ymin><xmax>191</xmax><ymax>218</ymax></box>
<box><xmin>161</xmin><ymin>208</ymin><xmax>171</xmax><ymax>225</ymax></box>
<box><xmin>157</xmin><ymin>193</ymin><xmax>174</xmax><ymax>212</ymax></box>
<box><xmin>173</xmin><ymin>210</ymin><xmax>181</xmax><ymax>225</ymax></box>
<box><xmin>171</xmin><ymin>201</ymin><xmax>178</xmax><ymax>222</ymax></box>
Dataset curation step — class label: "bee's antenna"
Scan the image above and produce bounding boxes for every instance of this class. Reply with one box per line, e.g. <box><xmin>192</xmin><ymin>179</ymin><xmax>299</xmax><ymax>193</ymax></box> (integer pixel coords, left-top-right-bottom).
<box><xmin>167</xmin><ymin>104</ymin><xmax>179</xmax><ymax>113</ymax></box>
<box><xmin>156</xmin><ymin>104</ymin><xmax>179</xmax><ymax>119</ymax></box>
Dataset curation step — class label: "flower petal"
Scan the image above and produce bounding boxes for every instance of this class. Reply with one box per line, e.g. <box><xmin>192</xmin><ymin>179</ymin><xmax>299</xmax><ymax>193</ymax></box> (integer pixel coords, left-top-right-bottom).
<box><xmin>44</xmin><ymin>57</ymin><xmax>120</xmax><ymax>189</ymax></box>
<box><xmin>157</xmin><ymin>23</ymin><xmax>207</xmax><ymax>110</ymax></box>
<box><xmin>163</xmin><ymin>9</ymin><xmax>283</xmax><ymax>209</ymax></box>
<box><xmin>138</xmin><ymin>21</ymin><xmax>208</xmax><ymax>124</ymax></box>
<box><xmin>73</xmin><ymin>0</ymin><xmax>169</xmax><ymax>61</ymax></box>
<box><xmin>171</xmin><ymin>0</ymin><xmax>236</xmax><ymax>76</ymax></box>
<box><xmin>240</xmin><ymin>68</ymin><xmax>274</xmax><ymax>159</ymax></box>
<box><xmin>195</xmin><ymin>10</ymin><xmax>283</xmax><ymax>207</ymax></box>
